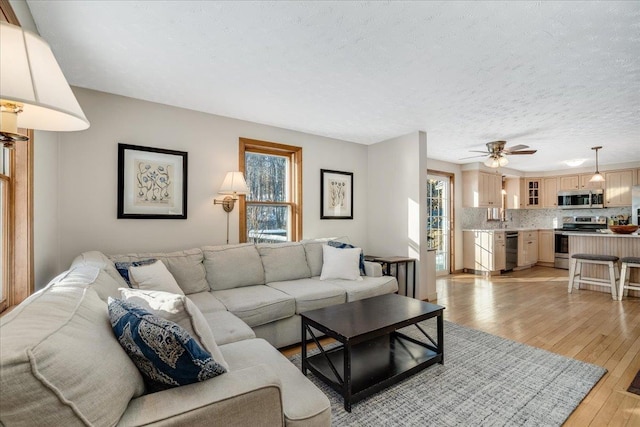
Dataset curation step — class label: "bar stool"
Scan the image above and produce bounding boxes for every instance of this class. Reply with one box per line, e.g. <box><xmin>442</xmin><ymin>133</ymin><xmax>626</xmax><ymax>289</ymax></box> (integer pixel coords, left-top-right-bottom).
<box><xmin>617</xmin><ymin>257</ymin><xmax>640</xmax><ymax>300</ymax></box>
<box><xmin>567</xmin><ymin>253</ymin><xmax>619</xmax><ymax>300</ymax></box>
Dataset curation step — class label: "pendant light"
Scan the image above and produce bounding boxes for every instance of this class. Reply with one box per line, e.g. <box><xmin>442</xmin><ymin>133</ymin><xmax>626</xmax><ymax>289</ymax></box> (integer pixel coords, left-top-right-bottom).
<box><xmin>589</xmin><ymin>146</ymin><xmax>605</xmax><ymax>183</ymax></box>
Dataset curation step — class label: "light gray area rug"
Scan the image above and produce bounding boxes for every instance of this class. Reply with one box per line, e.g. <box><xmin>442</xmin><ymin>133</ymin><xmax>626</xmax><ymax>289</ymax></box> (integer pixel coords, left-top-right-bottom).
<box><xmin>289</xmin><ymin>321</ymin><xmax>606</xmax><ymax>426</ymax></box>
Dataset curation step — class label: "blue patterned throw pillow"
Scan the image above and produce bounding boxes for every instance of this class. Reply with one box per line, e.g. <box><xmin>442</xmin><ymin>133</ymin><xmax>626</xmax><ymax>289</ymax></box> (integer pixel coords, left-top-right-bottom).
<box><xmin>115</xmin><ymin>259</ymin><xmax>157</xmax><ymax>287</ymax></box>
<box><xmin>328</xmin><ymin>241</ymin><xmax>366</xmax><ymax>276</ymax></box>
<box><xmin>108</xmin><ymin>298</ymin><xmax>226</xmax><ymax>391</ymax></box>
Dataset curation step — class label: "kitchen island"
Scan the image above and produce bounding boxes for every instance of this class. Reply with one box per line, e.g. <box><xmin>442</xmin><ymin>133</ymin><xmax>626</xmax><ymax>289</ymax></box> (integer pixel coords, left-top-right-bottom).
<box><xmin>567</xmin><ymin>232</ymin><xmax>640</xmax><ymax>297</ymax></box>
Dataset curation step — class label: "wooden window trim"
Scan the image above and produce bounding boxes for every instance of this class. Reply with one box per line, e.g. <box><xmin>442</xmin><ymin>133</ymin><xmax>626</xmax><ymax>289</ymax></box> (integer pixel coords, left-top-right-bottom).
<box><xmin>1</xmin><ymin>1</ymin><xmax>35</xmax><ymax>314</ymax></box>
<box><xmin>239</xmin><ymin>138</ymin><xmax>302</xmax><ymax>243</ymax></box>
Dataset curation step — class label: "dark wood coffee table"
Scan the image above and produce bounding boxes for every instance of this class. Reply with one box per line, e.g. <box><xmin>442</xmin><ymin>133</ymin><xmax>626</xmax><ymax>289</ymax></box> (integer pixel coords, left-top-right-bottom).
<box><xmin>300</xmin><ymin>293</ymin><xmax>444</xmax><ymax>412</ymax></box>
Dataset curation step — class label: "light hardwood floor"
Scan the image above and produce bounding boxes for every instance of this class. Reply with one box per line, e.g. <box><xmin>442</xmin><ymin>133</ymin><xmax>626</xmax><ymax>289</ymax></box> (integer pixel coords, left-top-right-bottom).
<box><xmin>282</xmin><ymin>266</ymin><xmax>640</xmax><ymax>426</ymax></box>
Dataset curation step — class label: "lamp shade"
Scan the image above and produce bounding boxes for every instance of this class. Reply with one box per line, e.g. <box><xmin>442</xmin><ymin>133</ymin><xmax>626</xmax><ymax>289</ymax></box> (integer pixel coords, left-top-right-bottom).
<box><xmin>218</xmin><ymin>172</ymin><xmax>249</xmax><ymax>195</ymax></box>
<box><xmin>0</xmin><ymin>22</ymin><xmax>89</xmax><ymax>131</ymax></box>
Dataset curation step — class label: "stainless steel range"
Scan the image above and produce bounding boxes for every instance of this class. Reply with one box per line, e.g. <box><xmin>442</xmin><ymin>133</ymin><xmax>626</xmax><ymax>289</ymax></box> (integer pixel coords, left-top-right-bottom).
<box><xmin>554</xmin><ymin>216</ymin><xmax>608</xmax><ymax>269</ymax></box>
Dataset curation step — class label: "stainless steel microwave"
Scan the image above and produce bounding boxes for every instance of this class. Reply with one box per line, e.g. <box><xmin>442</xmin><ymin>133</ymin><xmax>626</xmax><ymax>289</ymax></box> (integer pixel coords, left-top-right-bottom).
<box><xmin>557</xmin><ymin>189</ymin><xmax>604</xmax><ymax>209</ymax></box>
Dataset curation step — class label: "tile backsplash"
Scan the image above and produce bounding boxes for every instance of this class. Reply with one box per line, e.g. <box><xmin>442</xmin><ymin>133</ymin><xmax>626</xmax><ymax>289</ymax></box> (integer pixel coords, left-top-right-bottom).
<box><xmin>461</xmin><ymin>207</ymin><xmax>632</xmax><ymax>230</ymax></box>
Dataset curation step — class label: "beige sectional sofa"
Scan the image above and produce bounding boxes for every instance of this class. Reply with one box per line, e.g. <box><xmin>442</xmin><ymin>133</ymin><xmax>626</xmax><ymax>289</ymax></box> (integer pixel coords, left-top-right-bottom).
<box><xmin>0</xmin><ymin>241</ymin><xmax>398</xmax><ymax>426</ymax></box>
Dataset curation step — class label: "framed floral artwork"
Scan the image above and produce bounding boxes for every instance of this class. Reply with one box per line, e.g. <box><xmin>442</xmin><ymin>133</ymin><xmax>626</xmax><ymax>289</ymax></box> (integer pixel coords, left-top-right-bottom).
<box><xmin>117</xmin><ymin>143</ymin><xmax>188</xmax><ymax>219</ymax></box>
<box><xmin>320</xmin><ymin>169</ymin><xmax>353</xmax><ymax>219</ymax></box>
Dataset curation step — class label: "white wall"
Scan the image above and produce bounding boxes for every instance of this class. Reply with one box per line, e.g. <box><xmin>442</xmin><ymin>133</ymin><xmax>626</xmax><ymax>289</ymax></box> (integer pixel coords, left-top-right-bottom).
<box><xmin>367</xmin><ymin>131</ymin><xmax>424</xmax><ymax>296</ymax></box>
<box><xmin>50</xmin><ymin>88</ymin><xmax>370</xmax><ymax>274</ymax></box>
<box><xmin>426</xmin><ymin>158</ymin><xmax>464</xmax><ymax>272</ymax></box>
<box><xmin>33</xmin><ymin>131</ymin><xmax>60</xmax><ymax>289</ymax></box>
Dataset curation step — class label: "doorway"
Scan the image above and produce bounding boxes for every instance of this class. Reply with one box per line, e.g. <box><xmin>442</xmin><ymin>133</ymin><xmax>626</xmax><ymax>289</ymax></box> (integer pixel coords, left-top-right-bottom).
<box><xmin>427</xmin><ymin>172</ymin><xmax>453</xmax><ymax>275</ymax></box>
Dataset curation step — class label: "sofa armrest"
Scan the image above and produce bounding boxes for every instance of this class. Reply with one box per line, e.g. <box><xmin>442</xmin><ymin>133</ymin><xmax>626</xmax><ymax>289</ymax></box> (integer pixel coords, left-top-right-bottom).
<box><xmin>364</xmin><ymin>261</ymin><xmax>382</xmax><ymax>277</ymax></box>
<box><xmin>117</xmin><ymin>365</ymin><xmax>284</xmax><ymax>427</ymax></box>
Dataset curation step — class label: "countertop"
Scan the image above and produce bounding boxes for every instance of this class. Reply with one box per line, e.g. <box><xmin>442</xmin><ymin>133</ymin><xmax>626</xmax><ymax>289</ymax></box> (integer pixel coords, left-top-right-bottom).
<box><xmin>565</xmin><ymin>232</ymin><xmax>640</xmax><ymax>238</ymax></box>
<box><xmin>463</xmin><ymin>228</ymin><xmax>551</xmax><ymax>232</ymax></box>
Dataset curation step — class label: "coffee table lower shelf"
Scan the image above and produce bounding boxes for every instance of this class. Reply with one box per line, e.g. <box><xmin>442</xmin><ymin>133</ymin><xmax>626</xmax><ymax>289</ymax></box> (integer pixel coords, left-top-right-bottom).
<box><xmin>305</xmin><ymin>332</ymin><xmax>442</xmax><ymax>411</ymax></box>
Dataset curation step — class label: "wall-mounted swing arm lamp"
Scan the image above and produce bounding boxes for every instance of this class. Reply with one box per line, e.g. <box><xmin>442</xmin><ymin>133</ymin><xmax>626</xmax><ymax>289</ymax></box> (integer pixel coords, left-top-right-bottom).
<box><xmin>214</xmin><ymin>172</ymin><xmax>249</xmax><ymax>244</ymax></box>
<box><xmin>0</xmin><ymin>22</ymin><xmax>89</xmax><ymax>147</ymax></box>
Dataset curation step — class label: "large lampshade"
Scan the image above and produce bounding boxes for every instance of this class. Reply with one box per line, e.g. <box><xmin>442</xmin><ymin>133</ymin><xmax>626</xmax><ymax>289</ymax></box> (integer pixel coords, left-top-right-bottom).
<box><xmin>0</xmin><ymin>21</ymin><xmax>89</xmax><ymax>141</ymax></box>
<box><xmin>218</xmin><ymin>172</ymin><xmax>249</xmax><ymax>195</ymax></box>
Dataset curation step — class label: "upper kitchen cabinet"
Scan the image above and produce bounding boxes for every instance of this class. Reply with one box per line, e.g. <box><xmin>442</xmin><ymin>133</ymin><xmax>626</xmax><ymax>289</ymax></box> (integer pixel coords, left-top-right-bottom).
<box><xmin>559</xmin><ymin>175</ymin><xmax>579</xmax><ymax>190</ymax></box>
<box><xmin>524</xmin><ymin>178</ymin><xmax>542</xmax><ymax>208</ymax></box>
<box><xmin>579</xmin><ymin>173</ymin><xmax>604</xmax><ymax>189</ymax></box>
<box><xmin>542</xmin><ymin>177</ymin><xmax>558</xmax><ymax>208</ymax></box>
<box><xmin>604</xmin><ymin>169</ymin><xmax>635</xmax><ymax>207</ymax></box>
<box><xmin>462</xmin><ymin>171</ymin><xmax>502</xmax><ymax>208</ymax></box>
<box><xmin>504</xmin><ymin>177</ymin><xmax>522</xmax><ymax>209</ymax></box>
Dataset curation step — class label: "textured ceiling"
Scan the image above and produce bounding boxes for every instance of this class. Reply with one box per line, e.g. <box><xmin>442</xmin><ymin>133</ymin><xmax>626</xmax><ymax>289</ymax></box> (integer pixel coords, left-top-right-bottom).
<box><xmin>26</xmin><ymin>1</ymin><xmax>640</xmax><ymax>172</ymax></box>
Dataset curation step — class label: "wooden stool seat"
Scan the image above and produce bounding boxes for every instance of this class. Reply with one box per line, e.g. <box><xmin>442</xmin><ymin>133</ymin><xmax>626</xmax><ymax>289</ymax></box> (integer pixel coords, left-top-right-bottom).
<box><xmin>568</xmin><ymin>254</ymin><xmax>619</xmax><ymax>300</ymax></box>
<box><xmin>572</xmin><ymin>253</ymin><xmax>619</xmax><ymax>262</ymax></box>
<box><xmin>617</xmin><ymin>257</ymin><xmax>640</xmax><ymax>300</ymax></box>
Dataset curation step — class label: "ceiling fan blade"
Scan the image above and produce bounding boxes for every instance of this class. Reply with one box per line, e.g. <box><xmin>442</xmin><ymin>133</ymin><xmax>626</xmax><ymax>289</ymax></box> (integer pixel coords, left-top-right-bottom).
<box><xmin>505</xmin><ymin>150</ymin><xmax>537</xmax><ymax>155</ymax></box>
<box><xmin>468</xmin><ymin>150</ymin><xmax>490</xmax><ymax>154</ymax></box>
<box><xmin>459</xmin><ymin>154</ymin><xmax>488</xmax><ymax>160</ymax></box>
<box><xmin>505</xmin><ymin>144</ymin><xmax>529</xmax><ymax>152</ymax></box>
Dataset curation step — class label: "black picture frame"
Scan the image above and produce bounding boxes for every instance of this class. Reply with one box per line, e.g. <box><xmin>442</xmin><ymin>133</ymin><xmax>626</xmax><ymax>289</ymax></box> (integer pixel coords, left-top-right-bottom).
<box><xmin>320</xmin><ymin>169</ymin><xmax>353</xmax><ymax>220</ymax></box>
<box><xmin>117</xmin><ymin>143</ymin><xmax>188</xmax><ymax>219</ymax></box>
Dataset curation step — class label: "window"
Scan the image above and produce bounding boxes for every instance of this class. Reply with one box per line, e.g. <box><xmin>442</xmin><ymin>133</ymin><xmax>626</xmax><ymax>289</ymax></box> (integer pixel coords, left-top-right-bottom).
<box><xmin>0</xmin><ymin>147</ymin><xmax>9</xmax><ymax>312</ymax></box>
<box><xmin>1</xmin><ymin>3</ymin><xmax>34</xmax><ymax>314</ymax></box>
<box><xmin>239</xmin><ymin>138</ymin><xmax>302</xmax><ymax>243</ymax></box>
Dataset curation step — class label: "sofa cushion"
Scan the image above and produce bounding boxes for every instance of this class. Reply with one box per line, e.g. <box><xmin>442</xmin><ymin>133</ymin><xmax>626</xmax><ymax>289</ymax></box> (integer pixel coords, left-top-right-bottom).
<box><xmin>302</xmin><ymin>240</ymin><xmax>325</xmax><ymax>277</ymax></box>
<box><xmin>320</xmin><ymin>244</ymin><xmax>363</xmax><ymax>281</ymax></box>
<box><xmin>319</xmin><ymin>275</ymin><xmax>398</xmax><ymax>302</ymax></box>
<box><xmin>108</xmin><ymin>298</ymin><xmax>227</xmax><ymax>391</ymax></box>
<box><xmin>0</xmin><ymin>267</ymin><xmax>145</xmax><ymax>426</ymax></box>
<box><xmin>212</xmin><ymin>285</ymin><xmax>295</xmax><ymax>328</ymax></box>
<box><xmin>201</xmin><ymin>310</ymin><xmax>257</xmax><ymax>345</ymax></box>
<box><xmin>120</xmin><ymin>288</ymin><xmax>229</xmax><ymax>370</ymax></box>
<box><xmin>267</xmin><ymin>278</ymin><xmax>346</xmax><ymax>313</ymax></box>
<box><xmin>71</xmin><ymin>250</ymin><xmax>129</xmax><ymax>288</ymax></box>
<box><xmin>220</xmin><ymin>338</ymin><xmax>331</xmax><ymax>426</ymax></box>
<box><xmin>109</xmin><ymin>249</ymin><xmax>209</xmax><ymax>295</ymax></box>
<box><xmin>203</xmin><ymin>244</ymin><xmax>265</xmax><ymax>290</ymax></box>
<box><xmin>186</xmin><ymin>291</ymin><xmax>227</xmax><ymax>314</ymax></box>
<box><xmin>257</xmin><ymin>242</ymin><xmax>311</xmax><ymax>283</ymax></box>
<box><xmin>129</xmin><ymin>260</ymin><xmax>185</xmax><ymax>295</ymax></box>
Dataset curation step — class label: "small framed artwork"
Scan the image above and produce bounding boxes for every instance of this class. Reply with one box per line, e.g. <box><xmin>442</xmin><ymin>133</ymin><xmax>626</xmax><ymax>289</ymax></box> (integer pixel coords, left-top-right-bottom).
<box><xmin>320</xmin><ymin>169</ymin><xmax>353</xmax><ymax>219</ymax></box>
<box><xmin>117</xmin><ymin>143</ymin><xmax>188</xmax><ymax>219</ymax></box>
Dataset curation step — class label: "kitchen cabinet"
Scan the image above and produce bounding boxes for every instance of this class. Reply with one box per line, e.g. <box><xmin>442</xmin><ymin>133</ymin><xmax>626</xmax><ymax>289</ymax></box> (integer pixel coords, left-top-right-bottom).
<box><xmin>579</xmin><ymin>174</ymin><xmax>604</xmax><ymax>190</ymax></box>
<box><xmin>559</xmin><ymin>175</ymin><xmax>579</xmax><ymax>190</ymax></box>
<box><xmin>462</xmin><ymin>171</ymin><xmax>502</xmax><ymax>208</ymax></box>
<box><xmin>463</xmin><ymin>230</ymin><xmax>505</xmax><ymax>274</ymax></box>
<box><xmin>524</xmin><ymin>179</ymin><xmax>542</xmax><ymax>208</ymax></box>
<box><xmin>604</xmin><ymin>169</ymin><xmax>634</xmax><ymax>207</ymax></box>
<box><xmin>504</xmin><ymin>178</ymin><xmax>522</xmax><ymax>209</ymax></box>
<box><xmin>517</xmin><ymin>230</ymin><xmax>538</xmax><ymax>267</ymax></box>
<box><xmin>542</xmin><ymin>177</ymin><xmax>558</xmax><ymax>208</ymax></box>
<box><xmin>637</xmin><ymin>168</ymin><xmax>640</xmax><ymax>186</ymax></box>
<box><xmin>537</xmin><ymin>230</ymin><xmax>555</xmax><ymax>264</ymax></box>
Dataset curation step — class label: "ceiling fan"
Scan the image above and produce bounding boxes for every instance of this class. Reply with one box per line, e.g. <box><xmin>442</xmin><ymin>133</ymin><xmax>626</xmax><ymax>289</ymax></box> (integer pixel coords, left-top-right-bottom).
<box><xmin>460</xmin><ymin>140</ymin><xmax>537</xmax><ymax>168</ymax></box>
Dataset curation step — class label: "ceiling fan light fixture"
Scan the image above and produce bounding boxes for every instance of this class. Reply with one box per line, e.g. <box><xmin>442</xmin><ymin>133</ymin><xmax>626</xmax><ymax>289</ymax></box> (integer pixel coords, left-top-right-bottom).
<box><xmin>589</xmin><ymin>146</ymin><xmax>605</xmax><ymax>183</ymax></box>
<box><xmin>484</xmin><ymin>155</ymin><xmax>508</xmax><ymax>168</ymax></box>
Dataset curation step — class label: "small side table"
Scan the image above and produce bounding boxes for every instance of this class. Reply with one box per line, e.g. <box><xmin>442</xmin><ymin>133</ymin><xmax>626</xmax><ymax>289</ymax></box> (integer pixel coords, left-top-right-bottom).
<box><xmin>365</xmin><ymin>256</ymin><xmax>417</xmax><ymax>298</ymax></box>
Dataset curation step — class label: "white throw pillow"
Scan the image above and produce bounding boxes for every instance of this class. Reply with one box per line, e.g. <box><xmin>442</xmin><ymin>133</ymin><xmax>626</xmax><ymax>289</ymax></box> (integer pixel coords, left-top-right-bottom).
<box><xmin>320</xmin><ymin>244</ymin><xmax>363</xmax><ymax>281</ymax></box>
<box><xmin>128</xmin><ymin>260</ymin><xmax>184</xmax><ymax>295</ymax></box>
<box><xmin>119</xmin><ymin>288</ymin><xmax>228</xmax><ymax>370</ymax></box>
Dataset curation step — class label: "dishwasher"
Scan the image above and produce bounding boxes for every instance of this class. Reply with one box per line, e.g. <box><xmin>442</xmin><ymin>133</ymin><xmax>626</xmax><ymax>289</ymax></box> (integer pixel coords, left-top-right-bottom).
<box><xmin>505</xmin><ymin>231</ymin><xmax>518</xmax><ymax>271</ymax></box>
